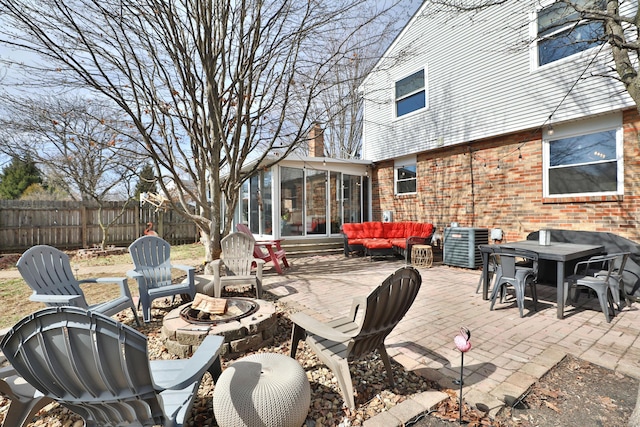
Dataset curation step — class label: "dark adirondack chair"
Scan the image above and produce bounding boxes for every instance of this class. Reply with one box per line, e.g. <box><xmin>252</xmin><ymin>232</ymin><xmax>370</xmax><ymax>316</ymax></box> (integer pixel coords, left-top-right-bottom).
<box><xmin>290</xmin><ymin>266</ymin><xmax>422</xmax><ymax>409</ymax></box>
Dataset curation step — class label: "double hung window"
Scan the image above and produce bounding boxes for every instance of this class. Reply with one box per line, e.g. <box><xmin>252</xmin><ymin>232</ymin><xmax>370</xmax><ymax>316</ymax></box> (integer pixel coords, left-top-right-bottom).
<box><xmin>544</xmin><ymin>117</ymin><xmax>622</xmax><ymax>197</ymax></box>
<box><xmin>395</xmin><ymin>157</ymin><xmax>417</xmax><ymax>195</ymax></box>
<box><xmin>395</xmin><ymin>69</ymin><xmax>426</xmax><ymax>117</ymax></box>
<box><xmin>536</xmin><ymin>0</ymin><xmax>604</xmax><ymax>66</ymax></box>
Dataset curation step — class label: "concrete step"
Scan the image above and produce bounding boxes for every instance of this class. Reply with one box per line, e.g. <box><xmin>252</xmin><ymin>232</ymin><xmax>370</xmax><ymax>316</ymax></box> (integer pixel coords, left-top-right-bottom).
<box><xmin>280</xmin><ymin>238</ymin><xmax>343</xmax><ymax>258</ymax></box>
<box><xmin>286</xmin><ymin>247</ymin><xmax>343</xmax><ymax>258</ymax></box>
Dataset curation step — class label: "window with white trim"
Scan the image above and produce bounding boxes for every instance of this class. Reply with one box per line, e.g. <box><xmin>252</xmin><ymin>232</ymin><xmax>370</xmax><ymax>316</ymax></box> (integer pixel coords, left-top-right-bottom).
<box><xmin>395</xmin><ymin>68</ymin><xmax>426</xmax><ymax>117</ymax></box>
<box><xmin>536</xmin><ymin>0</ymin><xmax>604</xmax><ymax>66</ymax></box>
<box><xmin>395</xmin><ymin>157</ymin><xmax>417</xmax><ymax>195</ymax></box>
<box><xmin>544</xmin><ymin>116</ymin><xmax>623</xmax><ymax>197</ymax></box>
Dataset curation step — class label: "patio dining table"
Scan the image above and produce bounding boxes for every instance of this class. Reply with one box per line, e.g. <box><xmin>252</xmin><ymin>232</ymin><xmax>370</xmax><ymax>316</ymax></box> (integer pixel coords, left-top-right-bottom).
<box><xmin>479</xmin><ymin>240</ymin><xmax>605</xmax><ymax>319</ymax></box>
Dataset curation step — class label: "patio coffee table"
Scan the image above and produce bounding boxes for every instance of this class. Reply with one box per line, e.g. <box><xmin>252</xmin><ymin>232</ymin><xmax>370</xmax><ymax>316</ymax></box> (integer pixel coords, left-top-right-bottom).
<box><xmin>480</xmin><ymin>241</ymin><xmax>604</xmax><ymax>319</ymax></box>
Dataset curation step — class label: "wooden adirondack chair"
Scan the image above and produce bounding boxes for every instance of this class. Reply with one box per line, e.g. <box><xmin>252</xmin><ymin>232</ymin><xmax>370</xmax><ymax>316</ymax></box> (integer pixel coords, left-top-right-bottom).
<box><xmin>17</xmin><ymin>245</ymin><xmax>140</xmax><ymax>325</ymax></box>
<box><xmin>0</xmin><ymin>306</ymin><xmax>223</xmax><ymax>427</ymax></box>
<box><xmin>289</xmin><ymin>266</ymin><xmax>422</xmax><ymax>409</ymax></box>
<box><xmin>127</xmin><ymin>235</ymin><xmax>196</xmax><ymax>323</ymax></box>
<box><xmin>236</xmin><ymin>223</ymin><xmax>289</xmax><ymax>274</ymax></box>
<box><xmin>211</xmin><ymin>232</ymin><xmax>264</xmax><ymax>298</ymax></box>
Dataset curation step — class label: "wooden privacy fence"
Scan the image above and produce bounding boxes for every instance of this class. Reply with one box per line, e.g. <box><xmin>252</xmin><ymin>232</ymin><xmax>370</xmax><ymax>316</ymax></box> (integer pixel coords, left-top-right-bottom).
<box><xmin>0</xmin><ymin>200</ymin><xmax>199</xmax><ymax>253</ymax></box>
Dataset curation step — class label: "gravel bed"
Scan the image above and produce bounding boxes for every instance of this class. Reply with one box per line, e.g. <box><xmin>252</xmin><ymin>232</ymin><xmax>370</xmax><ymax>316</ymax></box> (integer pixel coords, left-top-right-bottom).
<box><xmin>0</xmin><ymin>289</ymin><xmax>441</xmax><ymax>427</ymax></box>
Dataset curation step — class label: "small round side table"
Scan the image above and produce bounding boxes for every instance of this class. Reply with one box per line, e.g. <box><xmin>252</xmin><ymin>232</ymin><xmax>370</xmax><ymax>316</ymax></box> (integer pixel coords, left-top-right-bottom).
<box><xmin>412</xmin><ymin>245</ymin><xmax>433</xmax><ymax>268</ymax></box>
<box><xmin>213</xmin><ymin>353</ymin><xmax>310</xmax><ymax>427</ymax></box>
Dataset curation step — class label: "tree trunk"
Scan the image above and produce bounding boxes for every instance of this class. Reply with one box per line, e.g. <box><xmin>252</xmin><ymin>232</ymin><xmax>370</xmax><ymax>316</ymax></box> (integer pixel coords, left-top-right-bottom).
<box><xmin>100</xmin><ymin>227</ymin><xmax>108</xmax><ymax>250</ymax></box>
<box><xmin>200</xmin><ymin>230</ymin><xmax>222</xmax><ymax>275</ymax></box>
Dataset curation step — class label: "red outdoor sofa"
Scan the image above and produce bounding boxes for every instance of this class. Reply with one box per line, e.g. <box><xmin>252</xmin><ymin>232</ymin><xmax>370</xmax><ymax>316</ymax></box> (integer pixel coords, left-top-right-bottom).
<box><xmin>341</xmin><ymin>221</ymin><xmax>434</xmax><ymax>262</ymax></box>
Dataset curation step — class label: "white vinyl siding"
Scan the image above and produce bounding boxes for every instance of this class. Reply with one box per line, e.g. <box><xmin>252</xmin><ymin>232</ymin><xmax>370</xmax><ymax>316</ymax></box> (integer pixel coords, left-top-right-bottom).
<box><xmin>361</xmin><ymin>0</ymin><xmax>633</xmax><ymax>163</ymax></box>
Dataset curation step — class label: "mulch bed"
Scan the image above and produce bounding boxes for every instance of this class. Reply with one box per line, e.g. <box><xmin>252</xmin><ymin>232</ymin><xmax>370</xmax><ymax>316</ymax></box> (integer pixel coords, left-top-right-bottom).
<box><xmin>406</xmin><ymin>354</ymin><xmax>639</xmax><ymax>427</ymax></box>
<box><xmin>0</xmin><ymin>290</ymin><xmax>444</xmax><ymax>427</ymax></box>
<box><xmin>0</xmin><ymin>254</ymin><xmax>20</xmax><ymax>270</ymax></box>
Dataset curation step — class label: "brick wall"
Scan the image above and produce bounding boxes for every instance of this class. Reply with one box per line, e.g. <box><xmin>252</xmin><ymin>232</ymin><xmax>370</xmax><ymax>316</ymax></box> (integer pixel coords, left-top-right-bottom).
<box><xmin>372</xmin><ymin>108</ymin><xmax>640</xmax><ymax>243</ymax></box>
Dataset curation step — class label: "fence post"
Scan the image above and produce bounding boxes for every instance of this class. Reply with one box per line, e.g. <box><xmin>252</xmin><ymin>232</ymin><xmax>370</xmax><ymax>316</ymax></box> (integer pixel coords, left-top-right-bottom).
<box><xmin>81</xmin><ymin>205</ymin><xmax>88</xmax><ymax>248</ymax></box>
<box><xmin>135</xmin><ymin>204</ymin><xmax>140</xmax><ymax>240</ymax></box>
<box><xmin>158</xmin><ymin>210</ymin><xmax>165</xmax><ymax>238</ymax></box>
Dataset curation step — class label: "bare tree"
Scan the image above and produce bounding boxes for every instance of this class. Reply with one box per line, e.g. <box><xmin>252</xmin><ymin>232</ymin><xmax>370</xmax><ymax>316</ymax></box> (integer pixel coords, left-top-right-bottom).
<box><xmin>0</xmin><ymin>95</ymin><xmax>142</xmax><ymax>248</ymax></box>
<box><xmin>314</xmin><ymin>33</ymin><xmax>375</xmax><ymax>159</ymax></box>
<box><xmin>0</xmin><ymin>0</ymin><xmax>408</xmax><ymax>261</ymax></box>
<box><xmin>312</xmin><ymin>7</ymin><xmax>418</xmax><ymax>159</ymax></box>
<box><xmin>304</xmin><ymin>0</ymin><xmax>422</xmax><ymax>159</ymax></box>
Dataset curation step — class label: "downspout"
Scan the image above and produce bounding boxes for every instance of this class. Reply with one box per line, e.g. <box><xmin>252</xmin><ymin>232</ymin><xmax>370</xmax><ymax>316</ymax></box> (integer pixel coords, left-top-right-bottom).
<box><xmin>468</xmin><ymin>146</ymin><xmax>475</xmax><ymax>227</ymax></box>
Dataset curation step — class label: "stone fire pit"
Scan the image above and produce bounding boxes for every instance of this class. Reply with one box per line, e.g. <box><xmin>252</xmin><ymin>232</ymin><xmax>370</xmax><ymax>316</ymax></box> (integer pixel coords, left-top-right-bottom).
<box><xmin>161</xmin><ymin>297</ymin><xmax>277</xmax><ymax>359</ymax></box>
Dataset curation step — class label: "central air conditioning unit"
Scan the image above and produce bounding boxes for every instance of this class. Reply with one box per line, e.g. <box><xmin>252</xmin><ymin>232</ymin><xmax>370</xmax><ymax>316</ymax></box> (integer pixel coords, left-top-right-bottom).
<box><xmin>443</xmin><ymin>227</ymin><xmax>489</xmax><ymax>269</ymax></box>
<box><xmin>382</xmin><ymin>211</ymin><xmax>393</xmax><ymax>223</ymax></box>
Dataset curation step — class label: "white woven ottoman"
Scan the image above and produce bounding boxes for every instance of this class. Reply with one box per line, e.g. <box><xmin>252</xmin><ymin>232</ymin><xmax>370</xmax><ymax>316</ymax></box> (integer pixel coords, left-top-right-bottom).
<box><xmin>213</xmin><ymin>353</ymin><xmax>311</xmax><ymax>427</ymax></box>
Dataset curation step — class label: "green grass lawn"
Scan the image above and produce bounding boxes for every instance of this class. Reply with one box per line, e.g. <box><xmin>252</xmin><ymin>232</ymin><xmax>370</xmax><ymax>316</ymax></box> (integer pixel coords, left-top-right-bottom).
<box><xmin>0</xmin><ymin>243</ymin><xmax>206</xmax><ymax>329</ymax></box>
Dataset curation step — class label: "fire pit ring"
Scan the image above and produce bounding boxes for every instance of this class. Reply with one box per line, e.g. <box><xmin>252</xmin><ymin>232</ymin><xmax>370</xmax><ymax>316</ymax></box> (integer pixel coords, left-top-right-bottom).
<box><xmin>180</xmin><ymin>297</ymin><xmax>260</xmax><ymax>325</ymax></box>
<box><xmin>162</xmin><ymin>298</ymin><xmax>277</xmax><ymax>359</ymax></box>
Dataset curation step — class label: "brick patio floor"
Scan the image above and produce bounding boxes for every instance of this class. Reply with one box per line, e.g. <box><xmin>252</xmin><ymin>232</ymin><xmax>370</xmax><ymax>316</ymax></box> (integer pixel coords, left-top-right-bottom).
<box><xmin>261</xmin><ymin>253</ymin><xmax>640</xmax><ymax>426</ymax></box>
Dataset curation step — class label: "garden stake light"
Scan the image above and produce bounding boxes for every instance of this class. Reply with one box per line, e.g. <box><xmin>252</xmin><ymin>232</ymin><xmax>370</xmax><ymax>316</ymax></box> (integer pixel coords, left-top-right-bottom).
<box><xmin>453</xmin><ymin>327</ymin><xmax>472</xmax><ymax>424</ymax></box>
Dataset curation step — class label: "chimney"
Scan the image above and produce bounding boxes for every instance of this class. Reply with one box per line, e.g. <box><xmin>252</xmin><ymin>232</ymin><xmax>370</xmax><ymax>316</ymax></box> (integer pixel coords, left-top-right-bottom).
<box><xmin>307</xmin><ymin>123</ymin><xmax>324</xmax><ymax>157</ymax></box>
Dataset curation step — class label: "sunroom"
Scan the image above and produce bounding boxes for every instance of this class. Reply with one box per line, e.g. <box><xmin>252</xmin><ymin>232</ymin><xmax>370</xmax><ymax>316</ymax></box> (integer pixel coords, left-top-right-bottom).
<box><xmin>233</xmin><ymin>154</ymin><xmax>372</xmax><ymax>243</ymax></box>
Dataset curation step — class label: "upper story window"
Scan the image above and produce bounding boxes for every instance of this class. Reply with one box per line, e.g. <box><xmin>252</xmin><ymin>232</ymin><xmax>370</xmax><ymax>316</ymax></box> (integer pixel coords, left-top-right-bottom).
<box><xmin>544</xmin><ymin>115</ymin><xmax>622</xmax><ymax>197</ymax></box>
<box><xmin>536</xmin><ymin>0</ymin><xmax>604</xmax><ymax>66</ymax></box>
<box><xmin>395</xmin><ymin>157</ymin><xmax>417</xmax><ymax>195</ymax></box>
<box><xmin>395</xmin><ymin>68</ymin><xmax>426</xmax><ymax>117</ymax></box>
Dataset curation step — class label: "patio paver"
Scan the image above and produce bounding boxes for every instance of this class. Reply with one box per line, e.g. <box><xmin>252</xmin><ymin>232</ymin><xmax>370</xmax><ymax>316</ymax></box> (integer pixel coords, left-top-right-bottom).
<box><xmin>263</xmin><ymin>254</ymin><xmax>640</xmax><ymax>426</ymax></box>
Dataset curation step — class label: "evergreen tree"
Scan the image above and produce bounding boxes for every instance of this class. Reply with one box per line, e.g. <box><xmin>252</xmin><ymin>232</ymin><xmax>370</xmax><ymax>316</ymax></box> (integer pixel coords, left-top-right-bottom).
<box><xmin>0</xmin><ymin>156</ymin><xmax>42</xmax><ymax>199</ymax></box>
